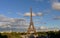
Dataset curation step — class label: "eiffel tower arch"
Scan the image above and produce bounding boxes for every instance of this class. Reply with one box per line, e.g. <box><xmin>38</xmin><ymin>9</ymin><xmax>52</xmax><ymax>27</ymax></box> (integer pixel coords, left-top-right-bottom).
<box><xmin>27</xmin><ymin>7</ymin><xmax>36</xmax><ymax>34</ymax></box>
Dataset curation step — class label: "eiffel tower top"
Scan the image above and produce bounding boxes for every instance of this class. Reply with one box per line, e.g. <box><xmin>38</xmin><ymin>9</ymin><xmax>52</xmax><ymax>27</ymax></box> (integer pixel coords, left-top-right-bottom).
<box><xmin>30</xmin><ymin>7</ymin><xmax>33</xmax><ymax>23</ymax></box>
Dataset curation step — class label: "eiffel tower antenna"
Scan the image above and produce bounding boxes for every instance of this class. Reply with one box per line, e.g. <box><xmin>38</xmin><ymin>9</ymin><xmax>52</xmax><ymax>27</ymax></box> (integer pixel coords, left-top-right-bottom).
<box><xmin>27</xmin><ymin>7</ymin><xmax>36</xmax><ymax>34</ymax></box>
<box><xmin>30</xmin><ymin>7</ymin><xmax>33</xmax><ymax>23</ymax></box>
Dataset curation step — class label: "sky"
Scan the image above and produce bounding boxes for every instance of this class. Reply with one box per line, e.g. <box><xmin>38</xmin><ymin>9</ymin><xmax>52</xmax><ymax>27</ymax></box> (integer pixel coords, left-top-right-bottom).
<box><xmin>0</xmin><ymin>0</ymin><xmax>60</xmax><ymax>31</ymax></box>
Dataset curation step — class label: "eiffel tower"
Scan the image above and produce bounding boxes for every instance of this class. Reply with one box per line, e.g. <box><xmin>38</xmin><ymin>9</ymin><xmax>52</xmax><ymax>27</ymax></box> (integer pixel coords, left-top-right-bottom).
<box><xmin>27</xmin><ymin>7</ymin><xmax>36</xmax><ymax>34</ymax></box>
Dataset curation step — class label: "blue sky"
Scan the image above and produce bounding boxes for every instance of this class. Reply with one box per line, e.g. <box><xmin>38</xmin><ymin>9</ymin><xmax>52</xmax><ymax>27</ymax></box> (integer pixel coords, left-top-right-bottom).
<box><xmin>0</xmin><ymin>0</ymin><xmax>60</xmax><ymax>29</ymax></box>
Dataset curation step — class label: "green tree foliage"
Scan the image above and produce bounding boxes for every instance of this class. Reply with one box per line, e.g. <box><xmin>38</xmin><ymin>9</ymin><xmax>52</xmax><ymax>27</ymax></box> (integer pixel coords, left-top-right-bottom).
<box><xmin>0</xmin><ymin>31</ymin><xmax>60</xmax><ymax>38</ymax></box>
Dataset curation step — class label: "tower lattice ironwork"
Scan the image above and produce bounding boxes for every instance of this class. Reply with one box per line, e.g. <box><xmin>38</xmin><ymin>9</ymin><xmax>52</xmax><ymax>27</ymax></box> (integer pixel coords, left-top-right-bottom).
<box><xmin>27</xmin><ymin>7</ymin><xmax>36</xmax><ymax>34</ymax></box>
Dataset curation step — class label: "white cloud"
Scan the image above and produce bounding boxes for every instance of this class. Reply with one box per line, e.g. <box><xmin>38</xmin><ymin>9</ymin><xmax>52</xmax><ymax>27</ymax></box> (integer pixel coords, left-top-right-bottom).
<box><xmin>0</xmin><ymin>14</ymin><xmax>28</xmax><ymax>28</ymax></box>
<box><xmin>40</xmin><ymin>26</ymin><xmax>48</xmax><ymax>29</ymax></box>
<box><xmin>0</xmin><ymin>14</ymin><xmax>22</xmax><ymax>22</ymax></box>
<box><xmin>53</xmin><ymin>16</ymin><xmax>60</xmax><ymax>20</ymax></box>
<box><xmin>0</xmin><ymin>14</ymin><xmax>8</xmax><ymax>22</ymax></box>
<box><xmin>52</xmin><ymin>2</ymin><xmax>60</xmax><ymax>10</ymax></box>
<box><xmin>0</xmin><ymin>14</ymin><xmax>16</xmax><ymax>22</ymax></box>
<box><xmin>24</xmin><ymin>12</ymin><xmax>36</xmax><ymax>16</ymax></box>
<box><xmin>37</xmin><ymin>12</ymin><xmax>43</xmax><ymax>16</ymax></box>
<box><xmin>0</xmin><ymin>22</ymin><xmax>11</xmax><ymax>28</ymax></box>
<box><xmin>0</xmin><ymin>18</ymin><xmax>29</xmax><ymax>32</ymax></box>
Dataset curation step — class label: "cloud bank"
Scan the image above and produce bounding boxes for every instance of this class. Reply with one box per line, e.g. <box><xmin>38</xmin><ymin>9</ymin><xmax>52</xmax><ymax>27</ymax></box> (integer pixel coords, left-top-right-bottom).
<box><xmin>53</xmin><ymin>16</ymin><xmax>60</xmax><ymax>20</ymax></box>
<box><xmin>52</xmin><ymin>2</ymin><xmax>60</xmax><ymax>10</ymax></box>
<box><xmin>37</xmin><ymin>12</ymin><xmax>43</xmax><ymax>16</ymax></box>
<box><xmin>24</xmin><ymin>12</ymin><xmax>36</xmax><ymax>16</ymax></box>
